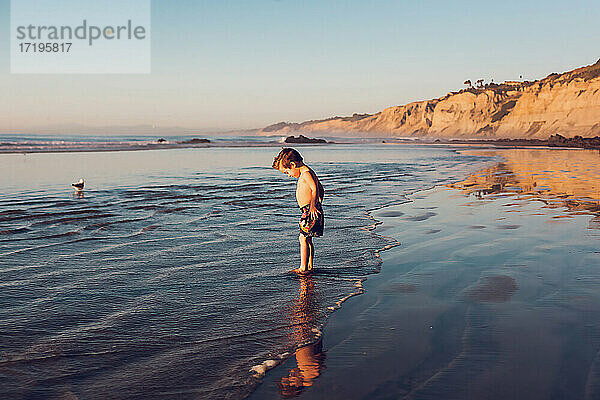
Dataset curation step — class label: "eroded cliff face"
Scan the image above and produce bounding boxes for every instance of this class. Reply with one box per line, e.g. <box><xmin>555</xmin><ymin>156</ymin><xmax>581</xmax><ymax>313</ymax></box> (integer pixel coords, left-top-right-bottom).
<box><xmin>260</xmin><ymin>60</ymin><xmax>600</xmax><ymax>138</ymax></box>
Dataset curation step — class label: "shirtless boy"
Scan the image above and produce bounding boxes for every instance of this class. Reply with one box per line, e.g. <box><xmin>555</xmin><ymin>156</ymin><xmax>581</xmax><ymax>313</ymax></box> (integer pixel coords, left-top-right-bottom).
<box><xmin>272</xmin><ymin>148</ymin><xmax>324</xmax><ymax>274</ymax></box>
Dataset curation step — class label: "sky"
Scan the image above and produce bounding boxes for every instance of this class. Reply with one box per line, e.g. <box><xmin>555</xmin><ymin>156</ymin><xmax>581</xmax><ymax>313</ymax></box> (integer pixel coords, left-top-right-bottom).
<box><xmin>1</xmin><ymin>0</ymin><xmax>600</xmax><ymax>134</ymax></box>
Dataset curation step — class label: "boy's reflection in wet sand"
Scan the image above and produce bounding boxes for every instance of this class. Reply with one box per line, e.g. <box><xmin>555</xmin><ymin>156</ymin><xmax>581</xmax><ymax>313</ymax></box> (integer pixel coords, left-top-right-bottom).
<box><xmin>279</xmin><ymin>275</ymin><xmax>326</xmax><ymax>398</ymax></box>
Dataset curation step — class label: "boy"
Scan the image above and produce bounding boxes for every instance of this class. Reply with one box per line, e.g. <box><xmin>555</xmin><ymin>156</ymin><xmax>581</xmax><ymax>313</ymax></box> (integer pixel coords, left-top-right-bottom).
<box><xmin>273</xmin><ymin>148</ymin><xmax>324</xmax><ymax>274</ymax></box>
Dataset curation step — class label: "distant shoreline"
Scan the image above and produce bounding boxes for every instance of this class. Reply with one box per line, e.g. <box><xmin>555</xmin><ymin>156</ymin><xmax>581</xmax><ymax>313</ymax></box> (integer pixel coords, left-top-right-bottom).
<box><xmin>1</xmin><ymin>135</ymin><xmax>599</xmax><ymax>154</ymax></box>
<box><xmin>0</xmin><ymin>143</ymin><xmax>268</xmax><ymax>154</ymax></box>
<box><xmin>390</xmin><ymin>134</ymin><xmax>600</xmax><ymax>150</ymax></box>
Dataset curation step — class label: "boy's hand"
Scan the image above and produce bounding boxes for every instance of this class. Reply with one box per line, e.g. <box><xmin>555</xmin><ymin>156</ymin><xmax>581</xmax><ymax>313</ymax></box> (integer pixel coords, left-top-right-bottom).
<box><xmin>309</xmin><ymin>205</ymin><xmax>320</xmax><ymax>220</ymax></box>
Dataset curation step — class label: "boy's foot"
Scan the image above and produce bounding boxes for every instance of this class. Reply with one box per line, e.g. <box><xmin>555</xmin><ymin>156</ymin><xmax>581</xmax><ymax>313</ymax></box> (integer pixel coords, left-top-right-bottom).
<box><xmin>291</xmin><ymin>267</ymin><xmax>312</xmax><ymax>275</ymax></box>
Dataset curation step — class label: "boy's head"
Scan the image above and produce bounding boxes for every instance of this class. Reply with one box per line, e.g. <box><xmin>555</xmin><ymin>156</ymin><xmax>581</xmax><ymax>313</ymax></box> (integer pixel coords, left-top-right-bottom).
<box><xmin>273</xmin><ymin>148</ymin><xmax>304</xmax><ymax>178</ymax></box>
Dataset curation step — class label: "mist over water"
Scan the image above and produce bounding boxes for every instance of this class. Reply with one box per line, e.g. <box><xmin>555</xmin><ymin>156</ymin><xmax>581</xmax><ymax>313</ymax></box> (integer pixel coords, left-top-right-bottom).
<box><xmin>0</xmin><ymin>145</ymin><xmax>493</xmax><ymax>399</ymax></box>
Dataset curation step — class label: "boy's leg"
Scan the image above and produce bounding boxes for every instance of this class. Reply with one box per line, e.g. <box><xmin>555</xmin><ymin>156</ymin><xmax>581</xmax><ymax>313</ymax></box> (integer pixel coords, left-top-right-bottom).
<box><xmin>307</xmin><ymin>237</ymin><xmax>315</xmax><ymax>270</ymax></box>
<box><xmin>299</xmin><ymin>233</ymin><xmax>309</xmax><ymax>271</ymax></box>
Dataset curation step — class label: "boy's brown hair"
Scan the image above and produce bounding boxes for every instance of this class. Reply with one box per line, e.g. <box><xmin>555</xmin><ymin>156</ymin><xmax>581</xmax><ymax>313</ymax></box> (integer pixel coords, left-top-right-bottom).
<box><xmin>272</xmin><ymin>148</ymin><xmax>304</xmax><ymax>169</ymax></box>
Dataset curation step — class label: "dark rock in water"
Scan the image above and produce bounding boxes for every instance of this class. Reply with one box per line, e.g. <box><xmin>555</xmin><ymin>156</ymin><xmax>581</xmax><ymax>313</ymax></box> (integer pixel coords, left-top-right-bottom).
<box><xmin>180</xmin><ymin>138</ymin><xmax>211</xmax><ymax>144</ymax></box>
<box><xmin>284</xmin><ymin>135</ymin><xmax>327</xmax><ymax>144</ymax></box>
<box><xmin>156</xmin><ymin>138</ymin><xmax>167</xmax><ymax>143</ymax></box>
<box><xmin>547</xmin><ymin>134</ymin><xmax>600</xmax><ymax>149</ymax></box>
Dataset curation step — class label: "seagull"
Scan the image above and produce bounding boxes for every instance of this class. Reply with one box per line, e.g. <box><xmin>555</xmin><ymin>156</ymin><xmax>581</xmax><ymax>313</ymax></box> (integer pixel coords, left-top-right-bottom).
<box><xmin>72</xmin><ymin>178</ymin><xmax>85</xmax><ymax>191</ymax></box>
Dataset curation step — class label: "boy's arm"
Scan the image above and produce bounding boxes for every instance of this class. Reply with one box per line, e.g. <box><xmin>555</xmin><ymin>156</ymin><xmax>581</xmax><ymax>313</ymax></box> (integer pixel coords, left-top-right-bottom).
<box><xmin>305</xmin><ymin>173</ymin><xmax>321</xmax><ymax>219</ymax></box>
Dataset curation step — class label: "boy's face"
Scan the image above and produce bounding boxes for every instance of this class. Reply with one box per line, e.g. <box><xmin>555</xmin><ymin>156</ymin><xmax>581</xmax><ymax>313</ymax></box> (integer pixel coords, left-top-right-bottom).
<box><xmin>278</xmin><ymin>162</ymin><xmax>301</xmax><ymax>178</ymax></box>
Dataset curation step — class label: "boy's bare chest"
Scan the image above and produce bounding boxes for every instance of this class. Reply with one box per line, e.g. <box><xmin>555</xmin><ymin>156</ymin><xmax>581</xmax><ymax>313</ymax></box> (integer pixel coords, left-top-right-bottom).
<box><xmin>295</xmin><ymin>179</ymin><xmax>311</xmax><ymax>205</ymax></box>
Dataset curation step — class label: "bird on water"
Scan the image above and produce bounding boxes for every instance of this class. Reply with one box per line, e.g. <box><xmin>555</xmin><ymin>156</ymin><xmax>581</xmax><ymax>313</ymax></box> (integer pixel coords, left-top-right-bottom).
<box><xmin>72</xmin><ymin>178</ymin><xmax>85</xmax><ymax>191</ymax></box>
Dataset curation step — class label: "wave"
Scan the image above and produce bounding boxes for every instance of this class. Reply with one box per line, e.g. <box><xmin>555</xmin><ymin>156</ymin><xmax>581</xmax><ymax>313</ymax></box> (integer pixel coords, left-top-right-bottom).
<box><xmin>0</xmin><ymin>135</ymin><xmax>282</xmax><ymax>154</ymax></box>
<box><xmin>0</xmin><ymin>145</ymin><xmax>494</xmax><ymax>400</ymax></box>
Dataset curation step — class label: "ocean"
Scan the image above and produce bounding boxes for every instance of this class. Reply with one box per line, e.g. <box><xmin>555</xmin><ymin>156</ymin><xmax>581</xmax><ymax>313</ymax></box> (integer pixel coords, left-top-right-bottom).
<box><xmin>0</xmin><ymin>134</ymin><xmax>278</xmax><ymax>153</ymax></box>
<box><xmin>0</xmin><ymin>134</ymin><xmax>392</xmax><ymax>154</ymax></box>
<box><xmin>0</xmin><ymin>141</ymin><xmax>494</xmax><ymax>399</ymax></box>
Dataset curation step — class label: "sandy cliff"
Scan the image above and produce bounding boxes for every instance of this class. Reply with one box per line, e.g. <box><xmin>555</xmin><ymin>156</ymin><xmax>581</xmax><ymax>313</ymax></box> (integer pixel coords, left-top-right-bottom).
<box><xmin>260</xmin><ymin>60</ymin><xmax>600</xmax><ymax>139</ymax></box>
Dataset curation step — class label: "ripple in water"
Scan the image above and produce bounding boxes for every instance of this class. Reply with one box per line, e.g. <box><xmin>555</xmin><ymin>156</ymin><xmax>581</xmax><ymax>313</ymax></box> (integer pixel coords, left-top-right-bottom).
<box><xmin>0</xmin><ymin>145</ymin><xmax>493</xmax><ymax>399</ymax></box>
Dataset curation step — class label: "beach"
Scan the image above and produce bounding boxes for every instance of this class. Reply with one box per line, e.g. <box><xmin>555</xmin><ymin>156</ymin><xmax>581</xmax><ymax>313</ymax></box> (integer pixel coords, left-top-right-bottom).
<box><xmin>1</xmin><ymin>144</ymin><xmax>598</xmax><ymax>399</ymax></box>
<box><xmin>0</xmin><ymin>143</ymin><xmax>494</xmax><ymax>399</ymax></box>
<box><xmin>5</xmin><ymin>1</ymin><xmax>600</xmax><ymax>398</ymax></box>
<box><xmin>250</xmin><ymin>148</ymin><xmax>600</xmax><ymax>399</ymax></box>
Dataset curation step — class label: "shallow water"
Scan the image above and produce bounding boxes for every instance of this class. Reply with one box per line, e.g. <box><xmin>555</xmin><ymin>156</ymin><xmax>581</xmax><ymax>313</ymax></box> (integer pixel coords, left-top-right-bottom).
<box><xmin>251</xmin><ymin>148</ymin><xmax>600</xmax><ymax>400</ymax></box>
<box><xmin>0</xmin><ymin>144</ymin><xmax>491</xmax><ymax>399</ymax></box>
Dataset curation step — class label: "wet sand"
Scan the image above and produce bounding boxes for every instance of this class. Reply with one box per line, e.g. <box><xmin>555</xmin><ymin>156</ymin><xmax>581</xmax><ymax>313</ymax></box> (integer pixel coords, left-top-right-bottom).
<box><xmin>250</xmin><ymin>148</ymin><xmax>600</xmax><ymax>399</ymax></box>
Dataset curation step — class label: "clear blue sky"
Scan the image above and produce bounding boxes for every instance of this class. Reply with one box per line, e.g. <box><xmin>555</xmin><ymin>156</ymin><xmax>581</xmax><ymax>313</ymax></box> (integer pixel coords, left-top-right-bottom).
<box><xmin>1</xmin><ymin>0</ymin><xmax>599</xmax><ymax>133</ymax></box>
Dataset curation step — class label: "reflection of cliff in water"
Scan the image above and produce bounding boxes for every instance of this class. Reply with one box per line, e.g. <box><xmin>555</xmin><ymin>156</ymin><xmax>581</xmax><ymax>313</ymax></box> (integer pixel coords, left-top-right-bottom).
<box><xmin>452</xmin><ymin>149</ymin><xmax>600</xmax><ymax>217</ymax></box>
